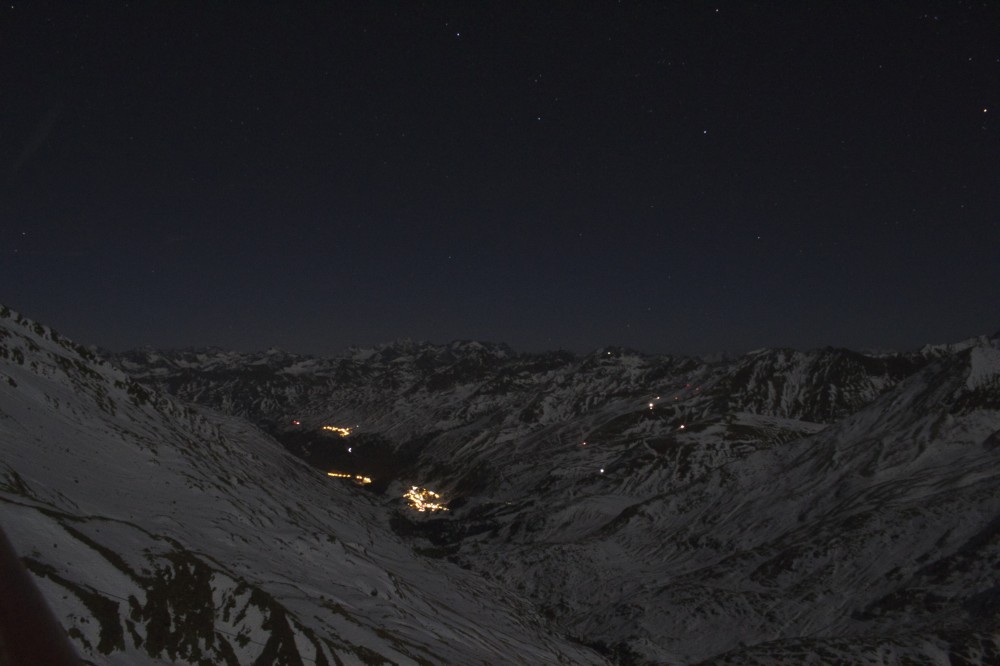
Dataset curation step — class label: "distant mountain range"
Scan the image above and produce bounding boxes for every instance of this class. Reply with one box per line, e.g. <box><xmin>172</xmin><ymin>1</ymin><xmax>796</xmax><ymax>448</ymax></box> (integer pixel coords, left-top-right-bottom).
<box><xmin>3</xmin><ymin>303</ymin><xmax>999</xmax><ymax>664</ymax></box>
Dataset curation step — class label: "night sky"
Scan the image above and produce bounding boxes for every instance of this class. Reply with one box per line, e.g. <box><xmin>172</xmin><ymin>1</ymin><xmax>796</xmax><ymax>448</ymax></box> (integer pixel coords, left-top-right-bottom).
<box><xmin>3</xmin><ymin>2</ymin><xmax>998</xmax><ymax>356</ymax></box>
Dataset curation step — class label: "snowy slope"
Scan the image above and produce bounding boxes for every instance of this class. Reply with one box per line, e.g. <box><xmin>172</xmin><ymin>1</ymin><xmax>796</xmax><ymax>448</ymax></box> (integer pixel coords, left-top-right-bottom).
<box><xmin>0</xmin><ymin>306</ymin><xmax>607</xmax><ymax>665</ymax></box>
<box><xmin>116</xmin><ymin>331</ymin><xmax>1000</xmax><ymax>664</ymax></box>
<box><xmin>8</xmin><ymin>302</ymin><xmax>1000</xmax><ymax>664</ymax></box>
<box><xmin>448</xmin><ymin>344</ymin><xmax>1000</xmax><ymax>663</ymax></box>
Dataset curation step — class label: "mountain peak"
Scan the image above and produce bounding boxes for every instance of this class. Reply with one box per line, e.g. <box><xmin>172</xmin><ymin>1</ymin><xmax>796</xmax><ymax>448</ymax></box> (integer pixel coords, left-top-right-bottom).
<box><xmin>1</xmin><ymin>310</ymin><xmax>606</xmax><ymax>665</ymax></box>
<box><xmin>5</xmin><ymin>305</ymin><xmax>1000</xmax><ymax>664</ymax></box>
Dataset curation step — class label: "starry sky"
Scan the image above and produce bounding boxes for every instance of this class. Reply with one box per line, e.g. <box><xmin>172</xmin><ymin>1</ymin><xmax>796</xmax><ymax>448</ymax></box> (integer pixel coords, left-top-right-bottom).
<box><xmin>3</xmin><ymin>2</ymin><xmax>998</xmax><ymax>356</ymax></box>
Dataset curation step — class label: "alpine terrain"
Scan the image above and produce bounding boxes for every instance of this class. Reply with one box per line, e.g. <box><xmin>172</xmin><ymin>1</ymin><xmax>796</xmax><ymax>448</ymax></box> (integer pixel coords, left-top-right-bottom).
<box><xmin>2</xmin><ymin>303</ymin><xmax>1000</xmax><ymax>664</ymax></box>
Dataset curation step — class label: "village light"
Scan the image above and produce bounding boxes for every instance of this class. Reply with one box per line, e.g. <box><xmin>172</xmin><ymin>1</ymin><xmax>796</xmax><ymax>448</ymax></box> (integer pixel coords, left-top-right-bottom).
<box><xmin>404</xmin><ymin>486</ymin><xmax>449</xmax><ymax>512</ymax></box>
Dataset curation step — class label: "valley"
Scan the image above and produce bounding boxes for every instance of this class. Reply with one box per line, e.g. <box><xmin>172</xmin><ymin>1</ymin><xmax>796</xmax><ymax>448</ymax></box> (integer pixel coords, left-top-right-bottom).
<box><xmin>2</xmin><ymin>305</ymin><xmax>999</xmax><ymax>664</ymax></box>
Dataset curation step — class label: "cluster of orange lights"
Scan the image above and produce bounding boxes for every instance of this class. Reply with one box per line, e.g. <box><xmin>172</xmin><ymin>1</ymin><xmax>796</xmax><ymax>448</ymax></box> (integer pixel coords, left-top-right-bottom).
<box><xmin>326</xmin><ymin>471</ymin><xmax>372</xmax><ymax>485</ymax></box>
<box><xmin>322</xmin><ymin>425</ymin><xmax>352</xmax><ymax>437</ymax></box>
<box><xmin>404</xmin><ymin>486</ymin><xmax>449</xmax><ymax>512</ymax></box>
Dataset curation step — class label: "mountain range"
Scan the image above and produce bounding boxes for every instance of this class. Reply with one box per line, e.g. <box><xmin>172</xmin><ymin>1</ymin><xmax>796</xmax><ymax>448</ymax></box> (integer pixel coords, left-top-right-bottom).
<box><xmin>2</xmin><ymin>303</ymin><xmax>999</xmax><ymax>664</ymax></box>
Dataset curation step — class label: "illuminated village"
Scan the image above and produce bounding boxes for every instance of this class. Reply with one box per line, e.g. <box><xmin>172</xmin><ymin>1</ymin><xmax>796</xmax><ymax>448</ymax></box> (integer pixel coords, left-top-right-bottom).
<box><xmin>404</xmin><ymin>486</ymin><xmax>449</xmax><ymax>513</ymax></box>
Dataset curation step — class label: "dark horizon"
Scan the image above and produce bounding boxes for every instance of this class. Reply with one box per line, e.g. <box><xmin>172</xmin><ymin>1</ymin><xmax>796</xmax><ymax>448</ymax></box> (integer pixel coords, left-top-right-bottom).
<box><xmin>2</xmin><ymin>299</ymin><xmax>995</xmax><ymax>361</ymax></box>
<box><xmin>3</xmin><ymin>3</ymin><xmax>998</xmax><ymax>357</ymax></box>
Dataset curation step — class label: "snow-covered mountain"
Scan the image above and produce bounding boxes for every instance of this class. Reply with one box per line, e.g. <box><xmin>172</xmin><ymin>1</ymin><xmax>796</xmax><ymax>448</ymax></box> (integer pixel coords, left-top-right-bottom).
<box><xmin>116</xmin><ymin>334</ymin><xmax>1000</xmax><ymax>664</ymax></box>
<box><xmin>0</xmin><ymin>306</ymin><xmax>605</xmax><ymax>665</ymax></box>
<box><xmin>4</xmin><ymin>302</ymin><xmax>1000</xmax><ymax>664</ymax></box>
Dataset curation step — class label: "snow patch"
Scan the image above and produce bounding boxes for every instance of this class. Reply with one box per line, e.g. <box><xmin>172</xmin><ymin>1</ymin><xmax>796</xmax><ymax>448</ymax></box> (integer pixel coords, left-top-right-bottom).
<box><xmin>966</xmin><ymin>344</ymin><xmax>1000</xmax><ymax>390</ymax></box>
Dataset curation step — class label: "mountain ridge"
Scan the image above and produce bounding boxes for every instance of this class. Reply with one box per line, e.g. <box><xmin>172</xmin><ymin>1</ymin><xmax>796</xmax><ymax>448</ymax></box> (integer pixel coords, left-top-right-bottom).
<box><xmin>0</xmin><ymin>304</ymin><xmax>607</xmax><ymax>665</ymax></box>
<box><xmin>3</xmin><ymin>302</ymin><xmax>1000</xmax><ymax>664</ymax></box>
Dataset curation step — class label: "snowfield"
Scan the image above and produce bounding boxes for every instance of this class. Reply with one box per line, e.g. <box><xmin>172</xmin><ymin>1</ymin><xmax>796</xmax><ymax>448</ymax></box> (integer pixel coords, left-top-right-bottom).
<box><xmin>0</xmin><ymin>307</ymin><xmax>605</xmax><ymax>665</ymax></box>
<box><xmin>3</xmin><ymin>304</ymin><xmax>1000</xmax><ymax>664</ymax></box>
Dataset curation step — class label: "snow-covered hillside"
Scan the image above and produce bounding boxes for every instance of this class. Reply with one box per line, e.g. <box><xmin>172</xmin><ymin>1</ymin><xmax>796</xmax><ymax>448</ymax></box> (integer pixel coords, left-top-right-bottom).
<box><xmin>4</xmin><ymin>302</ymin><xmax>1000</xmax><ymax>664</ymax></box>
<box><xmin>117</xmin><ymin>332</ymin><xmax>1000</xmax><ymax>664</ymax></box>
<box><xmin>0</xmin><ymin>306</ymin><xmax>606</xmax><ymax>665</ymax></box>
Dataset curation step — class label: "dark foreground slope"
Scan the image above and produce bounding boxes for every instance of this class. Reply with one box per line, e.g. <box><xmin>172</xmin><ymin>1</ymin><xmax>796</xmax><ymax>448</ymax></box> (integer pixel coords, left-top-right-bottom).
<box><xmin>119</xmin><ymin>335</ymin><xmax>1000</xmax><ymax>664</ymax></box>
<box><xmin>0</xmin><ymin>306</ymin><xmax>606</xmax><ymax>665</ymax></box>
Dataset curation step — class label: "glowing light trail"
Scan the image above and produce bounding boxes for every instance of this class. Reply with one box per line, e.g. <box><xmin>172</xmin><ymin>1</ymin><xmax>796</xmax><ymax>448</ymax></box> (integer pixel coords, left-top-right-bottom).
<box><xmin>322</xmin><ymin>426</ymin><xmax>352</xmax><ymax>437</ymax></box>
<box><xmin>326</xmin><ymin>471</ymin><xmax>372</xmax><ymax>485</ymax></box>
